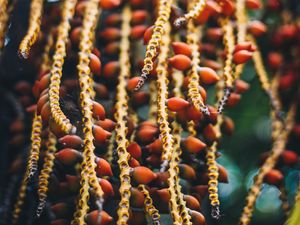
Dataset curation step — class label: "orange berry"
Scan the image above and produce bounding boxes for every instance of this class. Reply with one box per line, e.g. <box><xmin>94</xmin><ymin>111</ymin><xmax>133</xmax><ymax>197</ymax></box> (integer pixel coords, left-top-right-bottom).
<box><xmin>146</xmin><ymin>138</ymin><xmax>163</xmax><ymax>154</ymax></box>
<box><xmin>248</xmin><ymin>21</ymin><xmax>267</xmax><ymax>36</ymax></box>
<box><xmin>89</xmin><ymin>53</ymin><xmax>101</xmax><ymax>76</ymax></box>
<box><xmin>281</xmin><ymin>150</ymin><xmax>298</xmax><ymax>166</ymax></box>
<box><xmin>233</xmin><ymin>50</ymin><xmax>253</xmax><ymax>64</ymax></box>
<box><xmin>94</xmin><ymin>83</ymin><xmax>109</xmax><ymax>99</ymax></box>
<box><xmin>104</xmin><ymin>13</ymin><xmax>122</xmax><ymax>26</ymax></box>
<box><xmin>104</xmin><ymin>42</ymin><xmax>120</xmax><ymax>56</ymax></box>
<box><xmin>127</xmin><ymin>77</ymin><xmax>140</xmax><ymax>91</ymax></box>
<box><xmin>221</xmin><ymin>116</ymin><xmax>235</xmax><ymax>135</ymax></box>
<box><xmin>131</xmin><ymin>10</ymin><xmax>148</xmax><ymax>25</ymax></box>
<box><xmin>59</xmin><ymin>135</ymin><xmax>83</xmax><ymax>148</ymax></box>
<box><xmin>227</xmin><ymin>93</ymin><xmax>241</xmax><ymax>107</ymax></box>
<box><xmin>96</xmin><ymin>158</ymin><xmax>113</xmax><ymax>177</ymax></box>
<box><xmin>184</xmin><ymin>136</ymin><xmax>206</xmax><ymax>153</ymax></box>
<box><xmin>235</xmin><ymin>79</ymin><xmax>250</xmax><ymax>93</ymax></box>
<box><xmin>100</xmin><ymin>0</ymin><xmax>121</xmax><ymax>10</ymax></box>
<box><xmin>70</xmin><ymin>27</ymin><xmax>81</xmax><ymax>46</ymax></box>
<box><xmin>186</xmin><ymin>105</ymin><xmax>203</xmax><ymax>122</ymax></box>
<box><xmin>99</xmin><ymin>28</ymin><xmax>121</xmax><ymax>42</ymax></box>
<box><xmin>179</xmin><ymin>164</ymin><xmax>196</xmax><ymax>180</ymax></box>
<box><xmin>132</xmin><ymin>91</ymin><xmax>149</xmax><ymax>106</ymax></box>
<box><xmin>129</xmin><ymin>158</ymin><xmax>140</xmax><ymax>167</ymax></box>
<box><xmin>137</xmin><ymin>127</ymin><xmax>157</xmax><ymax>144</ymax></box>
<box><xmin>190</xmin><ymin>210</ymin><xmax>206</xmax><ymax>225</ymax></box>
<box><xmin>218</xmin><ymin>164</ymin><xmax>229</xmax><ymax>183</ymax></box>
<box><xmin>131</xmin><ymin>166</ymin><xmax>157</xmax><ymax>184</ymax></box>
<box><xmin>93</xmin><ymin>125</ymin><xmax>111</xmax><ymax>144</ymax></box>
<box><xmin>202</xmin><ymin>59</ymin><xmax>222</xmax><ymax>70</ymax></box>
<box><xmin>268</xmin><ymin>52</ymin><xmax>282</xmax><ymax>70</ymax></box>
<box><xmin>143</xmin><ymin>25</ymin><xmax>154</xmax><ymax>45</ymax></box>
<box><xmin>233</xmin><ymin>42</ymin><xmax>253</xmax><ymax>53</ymax></box>
<box><xmin>39</xmin><ymin>73</ymin><xmax>50</xmax><ymax>92</ymax></box>
<box><xmin>55</xmin><ymin>148</ymin><xmax>82</xmax><ymax>166</ymax></box>
<box><xmin>92</xmin><ymin>101</ymin><xmax>106</xmax><ymax>120</ymax></box>
<box><xmin>95</xmin><ymin>119</ymin><xmax>116</xmax><ymax>132</ymax></box>
<box><xmin>86</xmin><ymin>210</ymin><xmax>113</xmax><ymax>225</ymax></box>
<box><xmin>130</xmin><ymin>188</ymin><xmax>145</xmax><ymax>208</ymax></box>
<box><xmin>203</xmin><ymin>124</ymin><xmax>217</xmax><ymax>143</ymax></box>
<box><xmin>246</xmin><ymin>0</ymin><xmax>262</xmax><ymax>9</ymax></box>
<box><xmin>103</xmin><ymin>61</ymin><xmax>120</xmax><ymax>79</ymax></box>
<box><xmin>127</xmin><ymin>142</ymin><xmax>142</xmax><ymax>159</ymax></box>
<box><xmin>156</xmin><ymin>188</ymin><xmax>170</xmax><ymax>203</ymax></box>
<box><xmin>167</xmin><ymin>97</ymin><xmax>189</xmax><ymax>112</ymax></box>
<box><xmin>130</xmin><ymin>25</ymin><xmax>147</xmax><ymax>40</ymax></box>
<box><xmin>265</xmin><ymin>169</ymin><xmax>283</xmax><ymax>185</ymax></box>
<box><xmin>184</xmin><ymin>195</ymin><xmax>201</xmax><ymax>210</ymax></box>
<box><xmin>99</xmin><ymin>179</ymin><xmax>114</xmax><ymax>197</ymax></box>
<box><xmin>220</xmin><ymin>0</ymin><xmax>235</xmax><ymax>16</ymax></box>
<box><xmin>171</xmin><ymin>42</ymin><xmax>192</xmax><ymax>57</ymax></box>
<box><xmin>206</xmin><ymin>28</ymin><xmax>223</xmax><ymax>41</ymax></box>
<box><xmin>169</xmin><ymin>54</ymin><xmax>192</xmax><ymax>71</ymax></box>
<box><xmin>198</xmin><ymin>67</ymin><xmax>219</xmax><ymax>85</ymax></box>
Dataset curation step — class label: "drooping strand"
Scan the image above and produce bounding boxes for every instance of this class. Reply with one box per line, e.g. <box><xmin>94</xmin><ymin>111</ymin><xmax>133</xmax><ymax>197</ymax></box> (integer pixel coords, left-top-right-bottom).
<box><xmin>135</xmin><ymin>0</ymin><xmax>172</xmax><ymax>91</ymax></box>
<box><xmin>48</xmin><ymin>0</ymin><xmax>77</xmax><ymax>135</ymax></box>
<box><xmin>114</xmin><ymin>6</ymin><xmax>132</xmax><ymax>225</ymax></box>
<box><xmin>18</xmin><ymin>0</ymin><xmax>43</xmax><ymax>59</ymax></box>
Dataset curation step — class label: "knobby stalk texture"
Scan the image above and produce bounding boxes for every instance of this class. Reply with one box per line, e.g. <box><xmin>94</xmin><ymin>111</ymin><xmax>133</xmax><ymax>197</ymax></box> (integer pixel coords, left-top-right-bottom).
<box><xmin>73</xmin><ymin>0</ymin><xmax>102</xmax><ymax>224</ymax></box>
<box><xmin>18</xmin><ymin>0</ymin><xmax>43</xmax><ymax>58</ymax></box>
<box><xmin>135</xmin><ymin>0</ymin><xmax>172</xmax><ymax>91</ymax></box>
<box><xmin>48</xmin><ymin>0</ymin><xmax>77</xmax><ymax>135</ymax></box>
<box><xmin>114</xmin><ymin>6</ymin><xmax>132</xmax><ymax>225</ymax></box>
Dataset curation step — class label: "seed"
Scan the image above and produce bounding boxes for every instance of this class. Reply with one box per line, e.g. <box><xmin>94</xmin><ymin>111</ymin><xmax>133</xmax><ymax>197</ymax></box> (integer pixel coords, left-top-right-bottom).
<box><xmin>104</xmin><ymin>41</ymin><xmax>120</xmax><ymax>56</ymax></box>
<box><xmin>130</xmin><ymin>25</ymin><xmax>147</xmax><ymax>40</ymax></box>
<box><xmin>127</xmin><ymin>142</ymin><xmax>142</xmax><ymax>159</ymax></box>
<box><xmin>198</xmin><ymin>67</ymin><xmax>219</xmax><ymax>85</ymax></box>
<box><xmin>59</xmin><ymin>135</ymin><xmax>83</xmax><ymax>148</ymax></box>
<box><xmin>268</xmin><ymin>52</ymin><xmax>282</xmax><ymax>70</ymax></box>
<box><xmin>99</xmin><ymin>179</ymin><xmax>115</xmax><ymax>197</ymax></box>
<box><xmin>92</xmin><ymin>101</ymin><xmax>106</xmax><ymax>120</ymax></box>
<box><xmin>131</xmin><ymin>10</ymin><xmax>148</xmax><ymax>25</ymax></box>
<box><xmin>104</xmin><ymin>13</ymin><xmax>122</xmax><ymax>26</ymax></box>
<box><xmin>127</xmin><ymin>77</ymin><xmax>140</xmax><ymax>91</ymax></box>
<box><xmin>246</xmin><ymin>0</ymin><xmax>262</xmax><ymax>9</ymax></box>
<box><xmin>179</xmin><ymin>164</ymin><xmax>196</xmax><ymax>180</ymax></box>
<box><xmin>131</xmin><ymin>166</ymin><xmax>157</xmax><ymax>184</ymax></box>
<box><xmin>183</xmin><ymin>195</ymin><xmax>201</xmax><ymax>210</ymax></box>
<box><xmin>130</xmin><ymin>188</ymin><xmax>145</xmax><ymax>208</ymax></box>
<box><xmin>233</xmin><ymin>50</ymin><xmax>253</xmax><ymax>64</ymax></box>
<box><xmin>248</xmin><ymin>21</ymin><xmax>267</xmax><ymax>36</ymax></box>
<box><xmin>265</xmin><ymin>169</ymin><xmax>283</xmax><ymax>185</ymax></box>
<box><xmin>86</xmin><ymin>210</ymin><xmax>113</xmax><ymax>225</ymax></box>
<box><xmin>167</xmin><ymin>97</ymin><xmax>189</xmax><ymax>112</ymax></box>
<box><xmin>93</xmin><ymin>125</ymin><xmax>111</xmax><ymax>144</ymax></box>
<box><xmin>227</xmin><ymin>93</ymin><xmax>241</xmax><ymax>107</ymax></box>
<box><xmin>100</xmin><ymin>0</ymin><xmax>121</xmax><ymax>10</ymax></box>
<box><xmin>55</xmin><ymin>148</ymin><xmax>82</xmax><ymax>166</ymax></box>
<box><xmin>96</xmin><ymin>158</ymin><xmax>113</xmax><ymax>177</ymax></box>
<box><xmin>281</xmin><ymin>150</ymin><xmax>298</xmax><ymax>166</ymax></box>
<box><xmin>183</xmin><ymin>136</ymin><xmax>206</xmax><ymax>153</ymax></box>
<box><xmin>235</xmin><ymin>79</ymin><xmax>250</xmax><ymax>93</ymax></box>
<box><xmin>143</xmin><ymin>25</ymin><xmax>154</xmax><ymax>45</ymax></box>
<box><xmin>169</xmin><ymin>54</ymin><xmax>192</xmax><ymax>71</ymax></box>
<box><xmin>95</xmin><ymin>119</ymin><xmax>116</xmax><ymax>132</ymax></box>
<box><xmin>89</xmin><ymin>53</ymin><xmax>101</xmax><ymax>76</ymax></box>
<box><xmin>190</xmin><ymin>210</ymin><xmax>206</xmax><ymax>225</ymax></box>
<box><xmin>206</xmin><ymin>28</ymin><xmax>223</xmax><ymax>42</ymax></box>
<box><xmin>171</xmin><ymin>42</ymin><xmax>192</xmax><ymax>57</ymax></box>
<box><xmin>99</xmin><ymin>28</ymin><xmax>121</xmax><ymax>42</ymax></box>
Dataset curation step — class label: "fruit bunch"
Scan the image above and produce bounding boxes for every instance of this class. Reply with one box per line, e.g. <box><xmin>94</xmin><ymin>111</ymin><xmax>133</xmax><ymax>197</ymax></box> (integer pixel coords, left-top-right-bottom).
<box><xmin>0</xmin><ymin>0</ymin><xmax>299</xmax><ymax>225</ymax></box>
